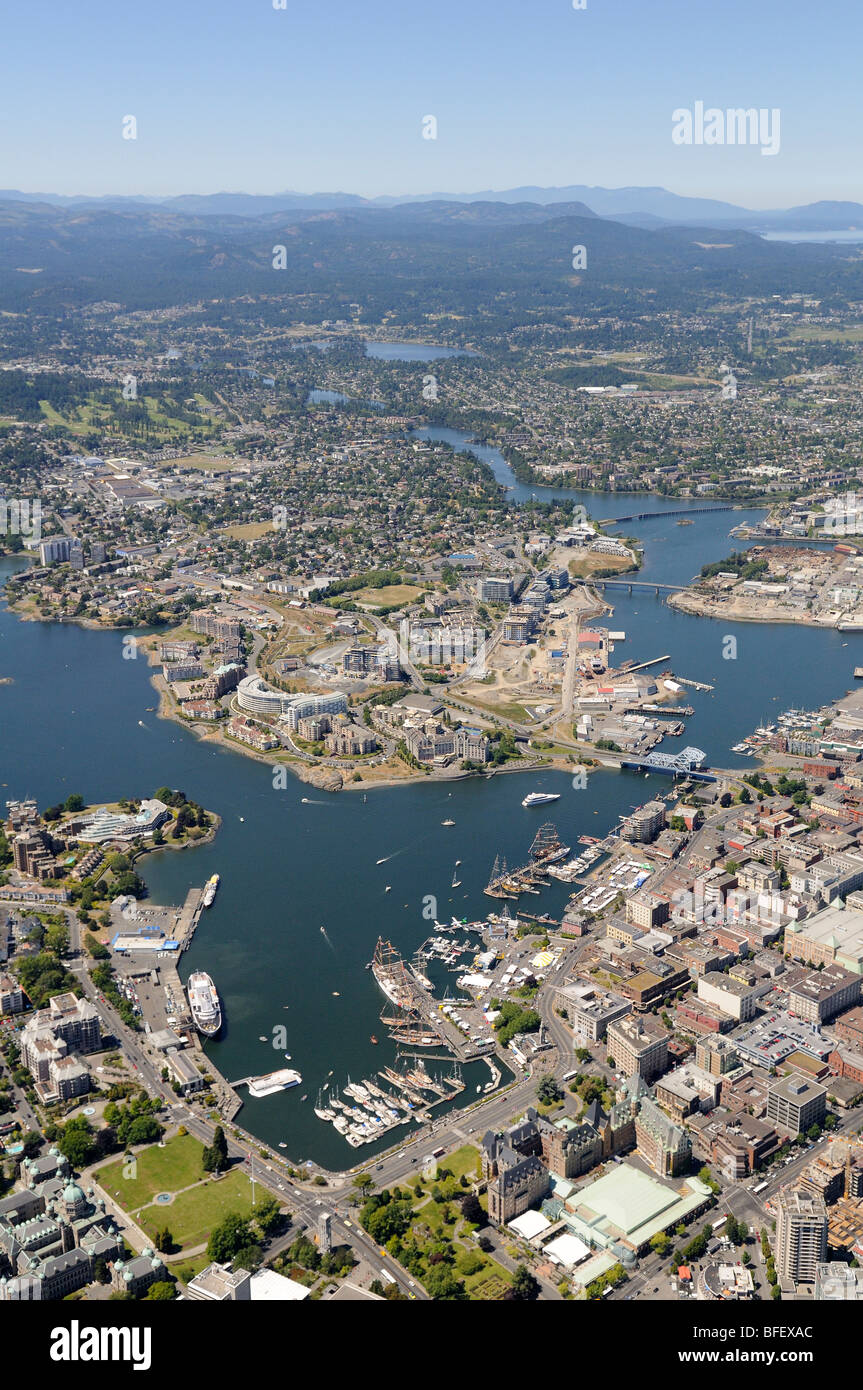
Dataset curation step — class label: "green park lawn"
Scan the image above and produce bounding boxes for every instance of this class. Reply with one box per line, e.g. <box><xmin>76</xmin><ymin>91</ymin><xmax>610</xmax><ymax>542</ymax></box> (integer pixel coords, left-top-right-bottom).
<box><xmin>136</xmin><ymin>1169</ymin><xmax>256</xmax><ymax>1250</ymax></box>
<box><xmin>441</xmin><ymin>1144</ymin><xmax>481</xmax><ymax>1181</ymax></box>
<box><xmin>97</xmin><ymin>1133</ymin><xmax>205</xmax><ymax>1209</ymax></box>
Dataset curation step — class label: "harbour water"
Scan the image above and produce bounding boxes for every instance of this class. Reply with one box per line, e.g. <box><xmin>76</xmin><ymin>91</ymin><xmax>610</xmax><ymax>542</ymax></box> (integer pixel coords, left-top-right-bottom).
<box><xmin>1</xmin><ymin>461</ymin><xmax>861</xmax><ymax>1163</ymax></box>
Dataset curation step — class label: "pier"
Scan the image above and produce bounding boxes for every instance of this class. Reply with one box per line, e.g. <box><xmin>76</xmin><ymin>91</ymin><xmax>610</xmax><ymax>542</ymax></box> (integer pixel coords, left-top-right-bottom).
<box><xmin>674</xmin><ymin>674</ymin><xmax>715</xmax><ymax>692</ymax></box>
<box><xmin>175</xmin><ymin>886</ymin><xmax>206</xmax><ymax>951</ymax></box>
<box><xmin>619</xmin><ymin>654</ymin><xmax>671</xmax><ymax>672</ymax></box>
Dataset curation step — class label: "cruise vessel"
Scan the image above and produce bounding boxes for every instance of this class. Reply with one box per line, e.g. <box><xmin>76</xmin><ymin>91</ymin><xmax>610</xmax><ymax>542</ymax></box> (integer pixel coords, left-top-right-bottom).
<box><xmin>522</xmin><ymin>792</ymin><xmax>561</xmax><ymax>808</ymax></box>
<box><xmin>186</xmin><ymin>971</ymin><xmax>222</xmax><ymax>1037</ymax></box>
<box><xmin>247</xmin><ymin>1068</ymin><xmax>302</xmax><ymax>1098</ymax></box>
<box><xmin>202</xmin><ymin>874</ymin><xmax>220</xmax><ymax>907</ymax></box>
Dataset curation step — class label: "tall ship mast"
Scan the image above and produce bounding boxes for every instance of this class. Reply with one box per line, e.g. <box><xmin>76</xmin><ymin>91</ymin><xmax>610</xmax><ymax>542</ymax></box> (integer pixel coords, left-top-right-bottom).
<box><xmin>371</xmin><ymin>937</ymin><xmax>414</xmax><ymax>1010</ymax></box>
<box><xmin>529</xmin><ymin>821</ymin><xmax>569</xmax><ymax>864</ymax></box>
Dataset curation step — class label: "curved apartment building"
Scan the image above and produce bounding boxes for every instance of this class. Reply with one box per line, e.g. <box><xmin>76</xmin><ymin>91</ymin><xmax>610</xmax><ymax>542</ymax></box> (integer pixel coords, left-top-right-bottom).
<box><xmin>237</xmin><ymin>675</ymin><xmax>347</xmax><ymax>729</ymax></box>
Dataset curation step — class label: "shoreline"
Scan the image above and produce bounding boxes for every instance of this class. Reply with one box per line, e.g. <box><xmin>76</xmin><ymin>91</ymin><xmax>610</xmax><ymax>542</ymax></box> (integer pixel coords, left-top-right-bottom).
<box><xmin>668</xmin><ymin>589</ymin><xmax>858</xmax><ymax>630</ymax></box>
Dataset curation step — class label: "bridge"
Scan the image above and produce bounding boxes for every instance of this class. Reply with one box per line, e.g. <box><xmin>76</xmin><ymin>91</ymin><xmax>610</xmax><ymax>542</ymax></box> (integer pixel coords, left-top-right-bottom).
<box><xmin>597</xmin><ymin>505</ymin><xmax>734</xmax><ymax>525</ymax></box>
<box><xmin>620</xmin><ymin>745</ymin><xmax>712</xmax><ymax>778</ymax></box>
<box><xmin>591</xmin><ymin>579</ymin><xmax>684</xmax><ymax>594</ymax></box>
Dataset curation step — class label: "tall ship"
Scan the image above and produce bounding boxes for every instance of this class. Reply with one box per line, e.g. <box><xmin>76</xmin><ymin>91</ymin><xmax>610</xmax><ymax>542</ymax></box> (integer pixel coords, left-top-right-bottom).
<box><xmin>247</xmin><ymin>1068</ymin><xmax>301</xmax><ymax>1098</ymax></box>
<box><xmin>529</xmin><ymin>822</ymin><xmax>570</xmax><ymax>865</ymax></box>
<box><xmin>186</xmin><ymin>971</ymin><xmax>222</xmax><ymax>1037</ymax></box>
<box><xmin>371</xmin><ymin>937</ymin><xmax>414</xmax><ymax>1009</ymax></box>
<box><xmin>202</xmin><ymin>874</ymin><xmax>220</xmax><ymax>907</ymax></box>
<box><xmin>522</xmin><ymin>791</ymin><xmax>561</xmax><ymax>808</ymax></box>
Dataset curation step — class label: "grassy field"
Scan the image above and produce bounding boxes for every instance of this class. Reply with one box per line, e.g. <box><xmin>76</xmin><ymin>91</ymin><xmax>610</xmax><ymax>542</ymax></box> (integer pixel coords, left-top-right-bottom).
<box><xmin>223</xmin><ymin>521</ymin><xmax>274</xmax><ymax>540</ymax></box>
<box><xmin>441</xmin><ymin>1144</ymin><xmax>481</xmax><ymax>1181</ymax></box>
<box><xmin>460</xmin><ymin>694</ymin><xmax>530</xmax><ymax>724</ymax></box>
<box><xmin>352</xmin><ymin>584</ymin><xmax>424</xmax><ymax>608</ymax></box>
<box><xmin>137</xmin><ymin>1169</ymin><xmax>256</xmax><ymax>1250</ymax></box>
<box><xmin>97</xmin><ymin>1133</ymin><xmax>205</xmax><ymax>1209</ymax></box>
<box><xmin>39</xmin><ymin>394</ymin><xmax>221</xmax><ymax>445</ymax></box>
<box><xmin>568</xmin><ymin>551</ymin><xmax>635</xmax><ymax>578</ymax></box>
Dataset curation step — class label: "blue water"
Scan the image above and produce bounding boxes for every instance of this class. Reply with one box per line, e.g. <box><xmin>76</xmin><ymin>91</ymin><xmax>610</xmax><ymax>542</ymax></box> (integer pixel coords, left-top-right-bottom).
<box><xmin>1</xmin><ymin>441</ymin><xmax>860</xmax><ymax>1163</ymax></box>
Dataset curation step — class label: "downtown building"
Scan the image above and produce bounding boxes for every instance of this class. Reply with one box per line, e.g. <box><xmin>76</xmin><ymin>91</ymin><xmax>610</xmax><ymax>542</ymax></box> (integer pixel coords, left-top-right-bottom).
<box><xmin>775</xmin><ymin>1188</ymin><xmax>828</xmax><ymax>1287</ymax></box>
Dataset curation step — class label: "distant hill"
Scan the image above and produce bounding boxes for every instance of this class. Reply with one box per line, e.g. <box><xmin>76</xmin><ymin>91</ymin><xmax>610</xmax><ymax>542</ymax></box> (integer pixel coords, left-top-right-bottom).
<box><xmin>0</xmin><ymin>195</ymin><xmax>854</xmax><ymax>321</ymax></box>
<box><xmin>1</xmin><ymin>185</ymin><xmax>862</xmax><ymax>231</ymax></box>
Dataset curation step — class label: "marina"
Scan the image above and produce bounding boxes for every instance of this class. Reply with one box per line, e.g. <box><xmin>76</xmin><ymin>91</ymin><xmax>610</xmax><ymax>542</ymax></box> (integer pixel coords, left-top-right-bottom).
<box><xmin>5</xmin><ymin>488</ymin><xmax>863</xmax><ymax>1165</ymax></box>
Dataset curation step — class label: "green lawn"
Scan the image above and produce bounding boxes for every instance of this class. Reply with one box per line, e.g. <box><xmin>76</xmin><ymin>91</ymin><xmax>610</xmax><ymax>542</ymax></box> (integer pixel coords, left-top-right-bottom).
<box><xmin>441</xmin><ymin>1144</ymin><xmax>480</xmax><ymax>1181</ymax></box>
<box><xmin>137</xmin><ymin>1169</ymin><xmax>256</xmax><ymax>1250</ymax></box>
<box><xmin>169</xmin><ymin>1253</ymin><xmax>211</xmax><ymax>1285</ymax></box>
<box><xmin>96</xmin><ymin>1133</ymin><xmax>205</xmax><ymax>1209</ymax></box>
<box><xmin>463</xmin><ymin>1258</ymin><xmax>513</xmax><ymax>1299</ymax></box>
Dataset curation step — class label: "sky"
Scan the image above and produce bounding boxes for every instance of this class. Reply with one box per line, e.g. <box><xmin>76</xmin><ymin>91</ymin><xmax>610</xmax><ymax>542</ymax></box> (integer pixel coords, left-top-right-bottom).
<box><xmin>1</xmin><ymin>0</ymin><xmax>860</xmax><ymax>207</ymax></box>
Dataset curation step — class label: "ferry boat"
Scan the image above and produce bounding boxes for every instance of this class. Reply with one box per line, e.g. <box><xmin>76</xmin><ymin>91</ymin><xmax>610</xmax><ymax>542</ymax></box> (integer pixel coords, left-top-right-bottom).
<box><xmin>522</xmin><ymin>792</ymin><xmax>561</xmax><ymax>808</ymax></box>
<box><xmin>248</xmin><ymin>1068</ymin><xmax>302</xmax><ymax>1098</ymax></box>
<box><xmin>202</xmin><ymin>874</ymin><xmax>220</xmax><ymax>908</ymax></box>
<box><xmin>186</xmin><ymin>971</ymin><xmax>222</xmax><ymax>1037</ymax></box>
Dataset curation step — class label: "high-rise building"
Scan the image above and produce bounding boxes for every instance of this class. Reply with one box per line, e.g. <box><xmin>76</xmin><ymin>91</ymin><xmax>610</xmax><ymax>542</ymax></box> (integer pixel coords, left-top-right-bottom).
<box><xmin>607</xmin><ymin>1016</ymin><xmax>668</xmax><ymax>1083</ymax></box>
<box><xmin>767</xmin><ymin>1076</ymin><xmax>827</xmax><ymax>1138</ymax></box>
<box><xmin>38</xmin><ymin>537</ymin><xmax>71</xmax><ymax>566</ymax></box>
<box><xmin>775</xmin><ymin>1188</ymin><xmax>828</xmax><ymax>1286</ymax></box>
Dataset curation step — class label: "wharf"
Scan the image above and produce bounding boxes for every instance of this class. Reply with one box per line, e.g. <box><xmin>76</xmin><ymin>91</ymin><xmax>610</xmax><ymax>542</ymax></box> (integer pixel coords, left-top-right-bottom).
<box><xmin>674</xmin><ymin>675</ymin><xmax>715</xmax><ymax>692</ymax></box>
<box><xmin>175</xmin><ymin>886</ymin><xmax>206</xmax><ymax>951</ymax></box>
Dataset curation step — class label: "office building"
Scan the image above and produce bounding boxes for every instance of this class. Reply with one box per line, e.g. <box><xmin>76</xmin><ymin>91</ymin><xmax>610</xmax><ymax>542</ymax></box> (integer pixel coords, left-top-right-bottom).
<box><xmin>607</xmin><ymin>1016</ymin><xmax>668</xmax><ymax>1083</ymax></box>
<box><xmin>767</xmin><ymin>1076</ymin><xmax>827</xmax><ymax>1138</ymax></box>
<box><xmin>775</xmin><ymin>1188</ymin><xmax>828</xmax><ymax>1286</ymax></box>
<box><xmin>788</xmin><ymin>964</ymin><xmax>862</xmax><ymax>1024</ymax></box>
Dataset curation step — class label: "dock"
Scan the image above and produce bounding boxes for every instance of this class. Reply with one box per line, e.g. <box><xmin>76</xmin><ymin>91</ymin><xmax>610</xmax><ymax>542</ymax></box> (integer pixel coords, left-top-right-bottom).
<box><xmin>674</xmin><ymin>675</ymin><xmax>715</xmax><ymax>692</ymax></box>
<box><xmin>175</xmin><ymin>886</ymin><xmax>206</xmax><ymax>950</ymax></box>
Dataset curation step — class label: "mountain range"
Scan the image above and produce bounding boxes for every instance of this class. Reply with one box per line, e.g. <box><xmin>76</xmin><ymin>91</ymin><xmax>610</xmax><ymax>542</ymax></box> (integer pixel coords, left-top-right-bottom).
<box><xmin>0</xmin><ymin>185</ymin><xmax>861</xmax><ymax>232</ymax></box>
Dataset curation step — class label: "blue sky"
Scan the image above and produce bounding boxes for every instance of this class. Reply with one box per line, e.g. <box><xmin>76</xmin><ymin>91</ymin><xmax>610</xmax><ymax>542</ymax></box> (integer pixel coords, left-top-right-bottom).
<box><xmin>1</xmin><ymin>0</ymin><xmax>859</xmax><ymax>206</ymax></box>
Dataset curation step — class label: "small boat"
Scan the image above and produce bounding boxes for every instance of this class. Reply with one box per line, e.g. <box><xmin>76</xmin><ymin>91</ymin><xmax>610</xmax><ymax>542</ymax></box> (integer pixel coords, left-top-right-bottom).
<box><xmin>137</xmin><ymin>720</ymin><xmax>146</xmax><ymax>727</ymax></box>
<box><xmin>258</xmin><ymin>1035</ymin><xmax>267</xmax><ymax>1042</ymax></box>
<box><xmin>332</xmin><ymin>992</ymin><xmax>340</xmax><ymax>997</ymax></box>
<box><xmin>320</xmin><ymin>926</ymin><xmax>326</xmax><ymax>934</ymax></box>
<box><xmin>300</xmin><ymin>1094</ymin><xmax>307</xmax><ymax>1101</ymax></box>
<box><xmin>376</xmin><ymin>857</ymin><xmax>387</xmax><ymax>865</ymax></box>
<box><xmin>278</xmin><ymin>1142</ymin><xmax>288</xmax><ymax>1148</ymax></box>
<box><xmin>301</xmin><ymin>797</ymin><xmax>310</xmax><ymax>803</ymax></box>
<box><xmin>441</xmin><ymin>819</ymin><xmax>455</xmax><ymax>827</ymax></box>
<box><xmin>284</xmin><ymin>1053</ymin><xmax>292</xmax><ymax>1060</ymax></box>
<box><xmin>385</xmin><ymin>886</ymin><xmax>392</xmax><ymax>893</ymax></box>
<box><xmin>370</xmin><ymin>1035</ymin><xmax>378</xmax><ymax>1044</ymax></box>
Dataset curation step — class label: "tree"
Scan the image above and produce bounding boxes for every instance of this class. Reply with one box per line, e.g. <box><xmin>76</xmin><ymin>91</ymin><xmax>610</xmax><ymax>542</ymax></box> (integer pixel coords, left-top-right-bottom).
<box><xmin>252</xmin><ymin>1195</ymin><xmax>283</xmax><ymax>1238</ymax></box>
<box><xmin>459</xmin><ymin>1192</ymin><xmax>484</xmax><ymax>1226</ymax></box>
<box><xmin>233</xmin><ymin>1244</ymin><xmax>263</xmax><ymax>1272</ymax></box>
<box><xmin>536</xmin><ymin>1074</ymin><xmax>563</xmax><ymax>1106</ymax></box>
<box><xmin>509</xmin><ymin>1263</ymin><xmax>540</xmax><ymax>1301</ymax></box>
<box><xmin>145</xmin><ymin>1281</ymin><xmax>176</xmax><ymax>1301</ymax></box>
<box><xmin>207</xmin><ymin>1213</ymin><xmax>255</xmax><ymax>1263</ymax></box>
<box><xmin>154</xmin><ymin>1226</ymin><xmax>174</xmax><ymax>1254</ymax></box>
